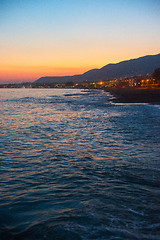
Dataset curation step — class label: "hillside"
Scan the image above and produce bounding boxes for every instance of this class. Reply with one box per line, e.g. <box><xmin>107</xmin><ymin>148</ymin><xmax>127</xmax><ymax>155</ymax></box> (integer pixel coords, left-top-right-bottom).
<box><xmin>34</xmin><ymin>53</ymin><xmax>160</xmax><ymax>84</ymax></box>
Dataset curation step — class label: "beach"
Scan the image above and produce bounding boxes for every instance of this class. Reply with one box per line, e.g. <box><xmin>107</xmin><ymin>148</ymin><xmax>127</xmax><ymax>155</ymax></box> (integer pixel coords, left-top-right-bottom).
<box><xmin>105</xmin><ymin>87</ymin><xmax>160</xmax><ymax>104</ymax></box>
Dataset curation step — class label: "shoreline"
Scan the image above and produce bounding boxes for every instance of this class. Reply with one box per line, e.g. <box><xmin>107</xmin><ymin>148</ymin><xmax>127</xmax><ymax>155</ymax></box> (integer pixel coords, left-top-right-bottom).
<box><xmin>1</xmin><ymin>86</ymin><xmax>160</xmax><ymax>104</ymax></box>
<box><xmin>104</xmin><ymin>87</ymin><xmax>160</xmax><ymax>104</ymax></box>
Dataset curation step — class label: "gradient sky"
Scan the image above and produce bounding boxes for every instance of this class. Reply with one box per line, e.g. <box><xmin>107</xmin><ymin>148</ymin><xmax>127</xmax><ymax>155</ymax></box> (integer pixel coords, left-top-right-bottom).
<box><xmin>0</xmin><ymin>0</ymin><xmax>160</xmax><ymax>83</ymax></box>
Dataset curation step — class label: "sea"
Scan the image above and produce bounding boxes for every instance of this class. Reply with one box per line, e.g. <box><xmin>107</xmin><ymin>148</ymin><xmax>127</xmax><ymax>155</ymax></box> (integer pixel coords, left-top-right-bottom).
<box><xmin>0</xmin><ymin>88</ymin><xmax>160</xmax><ymax>240</ymax></box>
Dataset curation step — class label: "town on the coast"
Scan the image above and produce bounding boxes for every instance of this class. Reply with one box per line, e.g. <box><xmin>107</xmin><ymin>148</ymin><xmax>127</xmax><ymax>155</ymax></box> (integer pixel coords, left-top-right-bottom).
<box><xmin>1</xmin><ymin>67</ymin><xmax>160</xmax><ymax>90</ymax></box>
<box><xmin>1</xmin><ymin>53</ymin><xmax>160</xmax><ymax>103</ymax></box>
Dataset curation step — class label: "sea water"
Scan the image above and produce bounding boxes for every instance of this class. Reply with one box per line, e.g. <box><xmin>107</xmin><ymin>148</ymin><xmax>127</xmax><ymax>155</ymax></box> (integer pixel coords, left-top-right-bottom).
<box><xmin>0</xmin><ymin>88</ymin><xmax>160</xmax><ymax>240</ymax></box>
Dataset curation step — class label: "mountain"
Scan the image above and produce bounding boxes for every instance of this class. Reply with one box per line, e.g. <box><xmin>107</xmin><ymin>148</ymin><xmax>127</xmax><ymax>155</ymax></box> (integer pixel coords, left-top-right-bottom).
<box><xmin>34</xmin><ymin>53</ymin><xmax>160</xmax><ymax>84</ymax></box>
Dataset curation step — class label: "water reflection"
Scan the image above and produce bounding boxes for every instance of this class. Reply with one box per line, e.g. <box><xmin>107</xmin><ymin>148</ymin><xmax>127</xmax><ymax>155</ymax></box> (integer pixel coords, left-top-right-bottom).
<box><xmin>0</xmin><ymin>89</ymin><xmax>160</xmax><ymax>240</ymax></box>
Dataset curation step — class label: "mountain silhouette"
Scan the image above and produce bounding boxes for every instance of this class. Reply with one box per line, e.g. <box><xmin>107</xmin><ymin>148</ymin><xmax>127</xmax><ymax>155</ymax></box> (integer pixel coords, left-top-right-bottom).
<box><xmin>34</xmin><ymin>53</ymin><xmax>160</xmax><ymax>84</ymax></box>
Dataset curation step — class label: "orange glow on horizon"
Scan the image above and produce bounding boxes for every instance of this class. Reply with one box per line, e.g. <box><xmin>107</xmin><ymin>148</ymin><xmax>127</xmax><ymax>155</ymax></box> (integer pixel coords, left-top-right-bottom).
<box><xmin>0</xmin><ymin>50</ymin><xmax>159</xmax><ymax>83</ymax></box>
<box><xmin>0</xmin><ymin>0</ymin><xmax>159</xmax><ymax>84</ymax></box>
<box><xmin>0</xmin><ymin>65</ymin><xmax>92</xmax><ymax>83</ymax></box>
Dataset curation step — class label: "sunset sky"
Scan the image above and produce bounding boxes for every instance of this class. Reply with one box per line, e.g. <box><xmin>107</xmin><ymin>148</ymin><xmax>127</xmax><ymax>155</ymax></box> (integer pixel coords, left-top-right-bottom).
<box><xmin>0</xmin><ymin>0</ymin><xmax>160</xmax><ymax>83</ymax></box>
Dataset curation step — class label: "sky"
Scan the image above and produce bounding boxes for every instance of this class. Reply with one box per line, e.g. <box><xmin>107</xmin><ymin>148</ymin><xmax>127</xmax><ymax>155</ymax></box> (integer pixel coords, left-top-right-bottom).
<box><xmin>0</xmin><ymin>0</ymin><xmax>160</xmax><ymax>83</ymax></box>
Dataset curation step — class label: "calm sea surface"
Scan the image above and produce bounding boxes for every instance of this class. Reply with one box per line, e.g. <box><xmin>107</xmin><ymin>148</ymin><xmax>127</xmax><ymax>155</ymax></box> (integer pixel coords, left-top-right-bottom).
<box><xmin>0</xmin><ymin>89</ymin><xmax>160</xmax><ymax>240</ymax></box>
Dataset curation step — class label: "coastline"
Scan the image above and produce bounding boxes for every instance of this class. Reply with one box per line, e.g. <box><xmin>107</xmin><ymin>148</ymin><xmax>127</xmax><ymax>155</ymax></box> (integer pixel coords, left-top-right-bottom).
<box><xmin>105</xmin><ymin>87</ymin><xmax>160</xmax><ymax>104</ymax></box>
